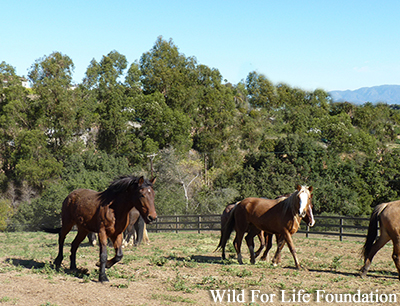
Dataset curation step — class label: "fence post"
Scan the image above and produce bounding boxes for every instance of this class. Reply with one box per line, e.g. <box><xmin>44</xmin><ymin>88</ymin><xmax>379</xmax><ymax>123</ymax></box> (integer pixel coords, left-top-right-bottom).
<box><xmin>198</xmin><ymin>216</ymin><xmax>201</xmax><ymax>234</ymax></box>
<box><xmin>339</xmin><ymin>218</ymin><xmax>343</xmax><ymax>241</ymax></box>
<box><xmin>176</xmin><ymin>216</ymin><xmax>179</xmax><ymax>233</ymax></box>
<box><xmin>156</xmin><ymin>217</ymin><xmax>159</xmax><ymax>233</ymax></box>
<box><xmin>306</xmin><ymin>225</ymin><xmax>309</xmax><ymax>238</ymax></box>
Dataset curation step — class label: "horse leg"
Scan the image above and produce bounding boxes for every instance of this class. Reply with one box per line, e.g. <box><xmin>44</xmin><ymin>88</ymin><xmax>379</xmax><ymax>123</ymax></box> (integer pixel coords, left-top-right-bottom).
<box><xmin>87</xmin><ymin>232</ymin><xmax>97</xmax><ymax>246</ymax></box>
<box><xmin>134</xmin><ymin>216</ymin><xmax>144</xmax><ymax>246</ymax></box>
<box><xmin>143</xmin><ymin>225</ymin><xmax>150</xmax><ymax>244</ymax></box>
<box><xmin>98</xmin><ymin>230</ymin><xmax>109</xmax><ymax>283</ymax></box>
<box><xmin>105</xmin><ymin>234</ymin><xmax>124</xmax><ymax>269</ymax></box>
<box><xmin>254</xmin><ymin>231</ymin><xmax>265</xmax><ymax>259</ymax></box>
<box><xmin>260</xmin><ymin>234</ymin><xmax>273</xmax><ymax>261</ymax></box>
<box><xmin>54</xmin><ymin>224</ymin><xmax>73</xmax><ymax>269</ymax></box>
<box><xmin>69</xmin><ymin>229</ymin><xmax>89</xmax><ymax>271</ymax></box>
<box><xmin>392</xmin><ymin>237</ymin><xmax>400</xmax><ymax>280</ymax></box>
<box><xmin>272</xmin><ymin>234</ymin><xmax>287</xmax><ymax>266</ymax></box>
<box><xmin>245</xmin><ymin>227</ymin><xmax>260</xmax><ymax>264</ymax></box>
<box><xmin>234</xmin><ymin>231</ymin><xmax>245</xmax><ymax>264</ymax></box>
<box><xmin>282</xmin><ymin>231</ymin><xmax>303</xmax><ymax>270</ymax></box>
<box><xmin>360</xmin><ymin>230</ymin><xmax>390</xmax><ymax>277</ymax></box>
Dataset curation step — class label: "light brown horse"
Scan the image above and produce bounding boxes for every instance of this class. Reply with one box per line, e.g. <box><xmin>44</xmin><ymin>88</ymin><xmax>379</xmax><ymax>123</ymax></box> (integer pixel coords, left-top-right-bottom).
<box><xmin>253</xmin><ymin>194</ymin><xmax>315</xmax><ymax>264</ymax></box>
<box><xmin>219</xmin><ymin>194</ymin><xmax>304</xmax><ymax>261</ymax></box>
<box><xmin>52</xmin><ymin>175</ymin><xmax>157</xmax><ymax>282</ymax></box>
<box><xmin>361</xmin><ymin>201</ymin><xmax>400</xmax><ymax>279</ymax></box>
<box><xmin>217</xmin><ymin>185</ymin><xmax>313</xmax><ymax>268</ymax></box>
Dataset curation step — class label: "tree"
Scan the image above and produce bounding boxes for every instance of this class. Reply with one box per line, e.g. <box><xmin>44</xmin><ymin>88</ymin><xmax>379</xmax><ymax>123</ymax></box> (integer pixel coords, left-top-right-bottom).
<box><xmin>153</xmin><ymin>148</ymin><xmax>203</xmax><ymax>214</ymax></box>
<box><xmin>13</xmin><ymin>130</ymin><xmax>63</xmax><ymax>190</ymax></box>
<box><xmin>245</xmin><ymin>71</ymin><xmax>278</xmax><ymax>109</ymax></box>
<box><xmin>28</xmin><ymin>52</ymin><xmax>82</xmax><ymax>156</ymax></box>
<box><xmin>132</xmin><ymin>92</ymin><xmax>192</xmax><ymax>153</ymax></box>
<box><xmin>139</xmin><ymin>36</ymin><xmax>198</xmax><ymax>113</ymax></box>
<box><xmin>191</xmin><ymin>65</ymin><xmax>237</xmax><ymax>169</ymax></box>
<box><xmin>0</xmin><ymin>62</ymin><xmax>34</xmax><ymax>181</ymax></box>
<box><xmin>84</xmin><ymin>51</ymin><xmax>138</xmax><ymax>155</ymax></box>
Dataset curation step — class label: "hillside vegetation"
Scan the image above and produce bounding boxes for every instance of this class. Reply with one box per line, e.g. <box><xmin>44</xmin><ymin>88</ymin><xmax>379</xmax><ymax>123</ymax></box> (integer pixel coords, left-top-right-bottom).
<box><xmin>1</xmin><ymin>37</ymin><xmax>400</xmax><ymax>230</ymax></box>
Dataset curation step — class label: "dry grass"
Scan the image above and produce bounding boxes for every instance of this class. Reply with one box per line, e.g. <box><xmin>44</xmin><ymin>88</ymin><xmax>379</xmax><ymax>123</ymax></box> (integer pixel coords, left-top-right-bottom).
<box><xmin>0</xmin><ymin>231</ymin><xmax>398</xmax><ymax>305</ymax></box>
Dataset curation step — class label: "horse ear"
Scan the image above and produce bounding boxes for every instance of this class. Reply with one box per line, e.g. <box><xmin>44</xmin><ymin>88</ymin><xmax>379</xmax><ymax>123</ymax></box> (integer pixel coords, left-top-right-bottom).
<box><xmin>150</xmin><ymin>177</ymin><xmax>156</xmax><ymax>185</ymax></box>
<box><xmin>308</xmin><ymin>186</ymin><xmax>313</xmax><ymax>193</ymax></box>
<box><xmin>296</xmin><ymin>184</ymin><xmax>301</xmax><ymax>191</ymax></box>
<box><xmin>138</xmin><ymin>176</ymin><xmax>144</xmax><ymax>186</ymax></box>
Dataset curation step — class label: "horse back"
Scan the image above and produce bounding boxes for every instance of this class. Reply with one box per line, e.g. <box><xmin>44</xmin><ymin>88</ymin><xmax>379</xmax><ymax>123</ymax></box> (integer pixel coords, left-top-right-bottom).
<box><xmin>221</xmin><ymin>202</ymin><xmax>239</xmax><ymax>229</ymax></box>
<box><xmin>238</xmin><ymin>197</ymin><xmax>294</xmax><ymax>234</ymax></box>
<box><xmin>62</xmin><ymin>189</ymin><xmax>104</xmax><ymax>232</ymax></box>
<box><xmin>379</xmin><ymin>200</ymin><xmax>400</xmax><ymax>234</ymax></box>
<box><xmin>240</xmin><ymin>197</ymin><xmax>281</xmax><ymax>216</ymax></box>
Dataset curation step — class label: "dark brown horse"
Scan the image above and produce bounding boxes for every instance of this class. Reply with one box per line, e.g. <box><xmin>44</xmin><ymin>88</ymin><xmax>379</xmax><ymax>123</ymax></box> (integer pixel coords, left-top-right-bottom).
<box><xmin>52</xmin><ymin>175</ymin><xmax>157</xmax><ymax>282</ymax></box>
<box><xmin>217</xmin><ymin>185</ymin><xmax>313</xmax><ymax>268</ymax></box>
<box><xmin>87</xmin><ymin>208</ymin><xmax>145</xmax><ymax>247</ymax></box>
<box><xmin>361</xmin><ymin>201</ymin><xmax>400</xmax><ymax>279</ymax></box>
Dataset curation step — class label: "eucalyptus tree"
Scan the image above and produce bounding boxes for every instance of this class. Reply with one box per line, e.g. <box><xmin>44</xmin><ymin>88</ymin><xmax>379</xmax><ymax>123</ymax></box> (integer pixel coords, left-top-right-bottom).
<box><xmin>139</xmin><ymin>36</ymin><xmax>198</xmax><ymax>113</ymax></box>
<box><xmin>28</xmin><ymin>52</ymin><xmax>81</xmax><ymax>156</ymax></box>
<box><xmin>83</xmin><ymin>51</ymin><xmax>139</xmax><ymax>156</ymax></box>
<box><xmin>245</xmin><ymin>71</ymin><xmax>278</xmax><ymax>110</ymax></box>
<box><xmin>0</xmin><ymin>61</ymin><xmax>63</xmax><ymax>191</ymax></box>
<box><xmin>0</xmin><ymin>62</ymin><xmax>33</xmax><ymax>178</ymax></box>
<box><xmin>191</xmin><ymin>64</ymin><xmax>238</xmax><ymax>169</ymax></box>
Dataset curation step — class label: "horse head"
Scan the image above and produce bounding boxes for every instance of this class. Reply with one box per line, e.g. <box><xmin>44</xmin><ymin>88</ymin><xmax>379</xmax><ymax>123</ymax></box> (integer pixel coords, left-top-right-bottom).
<box><xmin>296</xmin><ymin>185</ymin><xmax>315</xmax><ymax>227</ymax></box>
<box><xmin>135</xmin><ymin>176</ymin><xmax>157</xmax><ymax>224</ymax></box>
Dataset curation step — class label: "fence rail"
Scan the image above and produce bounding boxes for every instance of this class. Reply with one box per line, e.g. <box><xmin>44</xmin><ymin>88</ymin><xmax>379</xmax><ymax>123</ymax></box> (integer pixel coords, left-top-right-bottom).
<box><xmin>146</xmin><ymin>214</ymin><xmax>372</xmax><ymax>241</ymax></box>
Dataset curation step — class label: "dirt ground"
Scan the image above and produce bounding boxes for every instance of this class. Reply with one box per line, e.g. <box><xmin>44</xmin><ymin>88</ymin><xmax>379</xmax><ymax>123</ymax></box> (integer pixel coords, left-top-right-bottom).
<box><xmin>0</xmin><ymin>231</ymin><xmax>399</xmax><ymax>306</ymax></box>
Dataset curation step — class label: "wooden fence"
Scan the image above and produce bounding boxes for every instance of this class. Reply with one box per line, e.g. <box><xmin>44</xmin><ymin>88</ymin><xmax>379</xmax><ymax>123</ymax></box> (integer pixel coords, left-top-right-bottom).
<box><xmin>146</xmin><ymin>214</ymin><xmax>372</xmax><ymax>241</ymax></box>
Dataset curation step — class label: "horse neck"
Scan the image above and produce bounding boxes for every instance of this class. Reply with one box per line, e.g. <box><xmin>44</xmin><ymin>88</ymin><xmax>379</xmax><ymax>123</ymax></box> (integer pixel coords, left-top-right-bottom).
<box><xmin>281</xmin><ymin>191</ymin><xmax>300</xmax><ymax>218</ymax></box>
<box><xmin>102</xmin><ymin>191</ymin><xmax>136</xmax><ymax>215</ymax></box>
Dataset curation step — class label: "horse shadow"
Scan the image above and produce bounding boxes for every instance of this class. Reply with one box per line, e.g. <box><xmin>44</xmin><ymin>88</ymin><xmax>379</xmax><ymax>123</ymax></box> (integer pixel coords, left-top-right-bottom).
<box><xmin>5</xmin><ymin>258</ymin><xmax>91</xmax><ymax>279</ymax></box>
<box><xmin>303</xmin><ymin>266</ymin><xmax>398</xmax><ymax>280</ymax></box>
<box><xmin>166</xmin><ymin>254</ymin><xmax>223</xmax><ymax>264</ymax></box>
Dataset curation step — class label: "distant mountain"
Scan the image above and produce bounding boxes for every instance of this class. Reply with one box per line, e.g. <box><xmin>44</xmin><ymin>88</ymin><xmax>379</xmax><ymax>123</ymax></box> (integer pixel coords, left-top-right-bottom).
<box><xmin>329</xmin><ymin>85</ymin><xmax>400</xmax><ymax>105</ymax></box>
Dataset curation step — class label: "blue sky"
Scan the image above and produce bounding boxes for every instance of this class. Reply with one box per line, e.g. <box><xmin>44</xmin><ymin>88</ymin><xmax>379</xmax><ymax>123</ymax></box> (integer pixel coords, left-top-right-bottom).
<box><xmin>2</xmin><ymin>0</ymin><xmax>399</xmax><ymax>91</ymax></box>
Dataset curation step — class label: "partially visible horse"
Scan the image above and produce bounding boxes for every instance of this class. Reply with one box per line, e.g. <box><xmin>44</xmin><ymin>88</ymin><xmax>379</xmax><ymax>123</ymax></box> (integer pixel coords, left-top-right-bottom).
<box><xmin>361</xmin><ymin>201</ymin><xmax>400</xmax><ymax>280</ymax></box>
<box><xmin>50</xmin><ymin>175</ymin><xmax>157</xmax><ymax>282</ymax></box>
<box><xmin>123</xmin><ymin>208</ymin><xmax>145</xmax><ymax>247</ymax></box>
<box><xmin>217</xmin><ymin>185</ymin><xmax>314</xmax><ymax>268</ymax></box>
<box><xmin>220</xmin><ymin>202</ymin><xmax>240</xmax><ymax>260</ymax></box>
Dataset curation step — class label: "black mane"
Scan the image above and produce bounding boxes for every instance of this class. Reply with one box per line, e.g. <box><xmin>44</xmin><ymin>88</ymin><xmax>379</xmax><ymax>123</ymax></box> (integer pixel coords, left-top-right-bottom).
<box><xmin>98</xmin><ymin>175</ymin><xmax>153</xmax><ymax>207</ymax></box>
<box><xmin>107</xmin><ymin>175</ymin><xmax>153</xmax><ymax>193</ymax></box>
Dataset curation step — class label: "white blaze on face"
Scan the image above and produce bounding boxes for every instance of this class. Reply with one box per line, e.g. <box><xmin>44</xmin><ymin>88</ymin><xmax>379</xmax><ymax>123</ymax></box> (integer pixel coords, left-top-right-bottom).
<box><xmin>299</xmin><ymin>190</ymin><xmax>308</xmax><ymax>217</ymax></box>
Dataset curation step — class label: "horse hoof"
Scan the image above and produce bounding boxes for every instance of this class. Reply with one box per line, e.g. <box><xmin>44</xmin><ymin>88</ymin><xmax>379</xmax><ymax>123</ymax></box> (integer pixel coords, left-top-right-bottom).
<box><xmin>99</xmin><ymin>274</ymin><xmax>109</xmax><ymax>283</ymax></box>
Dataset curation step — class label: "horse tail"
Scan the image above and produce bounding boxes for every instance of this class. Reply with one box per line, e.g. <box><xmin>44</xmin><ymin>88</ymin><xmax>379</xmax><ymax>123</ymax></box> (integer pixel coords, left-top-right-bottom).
<box><xmin>215</xmin><ymin>203</ymin><xmax>237</xmax><ymax>253</ymax></box>
<box><xmin>362</xmin><ymin>203</ymin><xmax>389</xmax><ymax>260</ymax></box>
